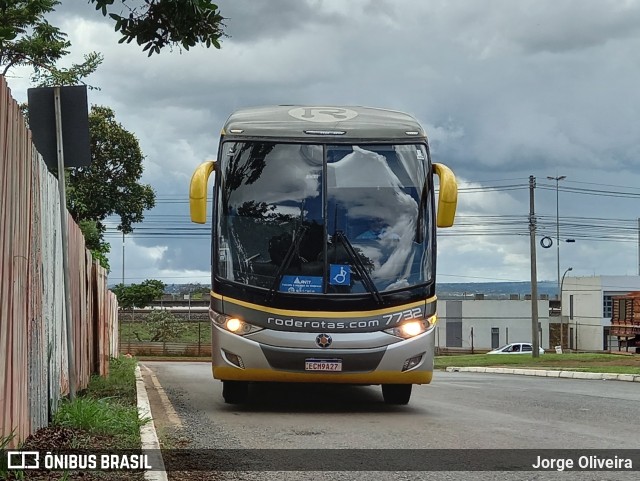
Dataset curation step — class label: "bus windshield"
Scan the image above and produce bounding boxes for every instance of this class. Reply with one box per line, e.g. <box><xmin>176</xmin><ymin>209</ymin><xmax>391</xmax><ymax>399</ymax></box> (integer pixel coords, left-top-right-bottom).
<box><xmin>216</xmin><ymin>141</ymin><xmax>433</xmax><ymax>295</ymax></box>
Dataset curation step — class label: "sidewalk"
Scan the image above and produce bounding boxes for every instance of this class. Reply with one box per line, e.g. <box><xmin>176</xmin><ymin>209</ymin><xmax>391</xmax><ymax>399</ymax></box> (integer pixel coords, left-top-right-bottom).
<box><xmin>445</xmin><ymin>366</ymin><xmax>640</xmax><ymax>382</ymax></box>
<box><xmin>135</xmin><ymin>365</ymin><xmax>168</xmax><ymax>481</ymax></box>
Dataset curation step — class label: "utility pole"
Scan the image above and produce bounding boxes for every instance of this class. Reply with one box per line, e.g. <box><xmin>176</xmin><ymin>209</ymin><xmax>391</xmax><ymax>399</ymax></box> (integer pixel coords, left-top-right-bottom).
<box><xmin>529</xmin><ymin>176</ymin><xmax>540</xmax><ymax>358</ymax></box>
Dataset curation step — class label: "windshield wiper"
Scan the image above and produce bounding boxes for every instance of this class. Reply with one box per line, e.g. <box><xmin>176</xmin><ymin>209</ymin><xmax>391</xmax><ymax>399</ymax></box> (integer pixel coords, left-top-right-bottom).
<box><xmin>415</xmin><ymin>181</ymin><xmax>428</xmax><ymax>243</ymax></box>
<box><xmin>333</xmin><ymin>231</ymin><xmax>383</xmax><ymax>304</ymax></box>
<box><xmin>265</xmin><ymin>225</ymin><xmax>308</xmax><ymax>303</ymax></box>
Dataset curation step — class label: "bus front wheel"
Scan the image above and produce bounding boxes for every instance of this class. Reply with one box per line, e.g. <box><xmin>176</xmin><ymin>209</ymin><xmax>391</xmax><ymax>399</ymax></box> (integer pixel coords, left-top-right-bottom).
<box><xmin>382</xmin><ymin>384</ymin><xmax>412</xmax><ymax>405</ymax></box>
<box><xmin>222</xmin><ymin>381</ymin><xmax>248</xmax><ymax>404</ymax></box>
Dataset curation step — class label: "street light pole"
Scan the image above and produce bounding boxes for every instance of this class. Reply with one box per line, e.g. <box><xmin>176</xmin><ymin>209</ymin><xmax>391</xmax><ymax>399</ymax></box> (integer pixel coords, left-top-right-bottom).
<box><xmin>547</xmin><ymin>175</ymin><xmax>566</xmax><ymax>300</ymax></box>
<box><xmin>560</xmin><ymin>267</ymin><xmax>573</xmax><ymax>350</ymax></box>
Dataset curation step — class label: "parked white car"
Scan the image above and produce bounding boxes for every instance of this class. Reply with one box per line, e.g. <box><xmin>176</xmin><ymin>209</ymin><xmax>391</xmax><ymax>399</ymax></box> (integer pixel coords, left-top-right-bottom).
<box><xmin>487</xmin><ymin>342</ymin><xmax>545</xmax><ymax>355</ymax></box>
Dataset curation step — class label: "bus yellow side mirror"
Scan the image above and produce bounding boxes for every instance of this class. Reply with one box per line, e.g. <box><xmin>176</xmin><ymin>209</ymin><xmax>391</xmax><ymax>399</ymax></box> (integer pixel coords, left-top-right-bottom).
<box><xmin>190</xmin><ymin>160</ymin><xmax>216</xmax><ymax>224</ymax></box>
<box><xmin>433</xmin><ymin>163</ymin><xmax>457</xmax><ymax>228</ymax></box>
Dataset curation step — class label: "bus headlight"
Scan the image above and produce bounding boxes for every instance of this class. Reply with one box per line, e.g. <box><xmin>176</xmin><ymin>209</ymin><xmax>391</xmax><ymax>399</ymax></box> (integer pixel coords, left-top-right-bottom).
<box><xmin>212</xmin><ymin>312</ymin><xmax>263</xmax><ymax>336</ymax></box>
<box><xmin>384</xmin><ymin>316</ymin><xmax>436</xmax><ymax>339</ymax></box>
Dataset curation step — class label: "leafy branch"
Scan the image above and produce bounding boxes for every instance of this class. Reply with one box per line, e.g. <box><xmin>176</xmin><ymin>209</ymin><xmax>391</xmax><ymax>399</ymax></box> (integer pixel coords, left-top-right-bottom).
<box><xmin>91</xmin><ymin>0</ymin><xmax>226</xmax><ymax>56</ymax></box>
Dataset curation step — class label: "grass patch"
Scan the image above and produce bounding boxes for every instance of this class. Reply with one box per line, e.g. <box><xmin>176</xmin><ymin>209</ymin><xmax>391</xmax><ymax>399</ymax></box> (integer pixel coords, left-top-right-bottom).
<box><xmin>51</xmin><ymin>355</ymin><xmax>147</xmax><ymax>449</ymax></box>
<box><xmin>53</xmin><ymin>397</ymin><xmax>144</xmax><ymax>449</ymax></box>
<box><xmin>120</xmin><ymin>320</ymin><xmax>211</xmax><ymax>343</ymax></box>
<box><xmin>2</xmin><ymin>356</ymin><xmax>147</xmax><ymax>480</ymax></box>
<box><xmin>435</xmin><ymin>352</ymin><xmax>640</xmax><ymax>375</ymax></box>
<box><xmin>86</xmin><ymin>355</ymin><xmax>138</xmax><ymax>404</ymax></box>
<box><xmin>0</xmin><ymin>431</ymin><xmax>18</xmax><ymax>479</ymax></box>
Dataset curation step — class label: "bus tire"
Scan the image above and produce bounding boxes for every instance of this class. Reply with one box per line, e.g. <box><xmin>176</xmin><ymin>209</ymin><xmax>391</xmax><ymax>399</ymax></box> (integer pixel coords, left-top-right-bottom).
<box><xmin>382</xmin><ymin>384</ymin><xmax>412</xmax><ymax>405</ymax></box>
<box><xmin>222</xmin><ymin>381</ymin><xmax>249</xmax><ymax>404</ymax></box>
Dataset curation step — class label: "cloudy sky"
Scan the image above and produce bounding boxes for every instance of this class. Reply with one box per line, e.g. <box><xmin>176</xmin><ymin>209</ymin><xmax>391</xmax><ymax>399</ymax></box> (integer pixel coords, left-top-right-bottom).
<box><xmin>7</xmin><ymin>0</ymin><xmax>640</xmax><ymax>289</ymax></box>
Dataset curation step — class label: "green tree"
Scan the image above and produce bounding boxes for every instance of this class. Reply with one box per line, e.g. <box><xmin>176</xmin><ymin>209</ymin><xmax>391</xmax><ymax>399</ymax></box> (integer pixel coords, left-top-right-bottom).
<box><xmin>1</xmin><ymin>1</ymin><xmax>226</xmax><ymax>79</ymax></box>
<box><xmin>112</xmin><ymin>279</ymin><xmax>165</xmax><ymax>310</ymax></box>
<box><xmin>139</xmin><ymin>310</ymin><xmax>187</xmax><ymax>342</ymax></box>
<box><xmin>180</xmin><ymin>283</ymin><xmax>211</xmax><ymax>299</ymax></box>
<box><xmin>67</xmin><ymin>105</ymin><xmax>156</xmax><ymax>235</ymax></box>
<box><xmin>24</xmin><ymin>85</ymin><xmax>152</xmax><ymax>272</ymax></box>
<box><xmin>0</xmin><ymin>1</ymin><xmax>102</xmax><ymax>83</ymax></box>
<box><xmin>78</xmin><ymin>219</ymin><xmax>111</xmax><ymax>270</ymax></box>
<box><xmin>91</xmin><ymin>0</ymin><xmax>225</xmax><ymax>56</ymax></box>
<box><xmin>0</xmin><ymin>0</ymin><xmax>69</xmax><ymax>75</ymax></box>
<box><xmin>31</xmin><ymin>51</ymin><xmax>104</xmax><ymax>89</ymax></box>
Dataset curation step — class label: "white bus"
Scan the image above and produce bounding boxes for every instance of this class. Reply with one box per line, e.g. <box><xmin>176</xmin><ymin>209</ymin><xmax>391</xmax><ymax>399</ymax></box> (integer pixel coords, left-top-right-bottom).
<box><xmin>189</xmin><ymin>106</ymin><xmax>457</xmax><ymax>404</ymax></box>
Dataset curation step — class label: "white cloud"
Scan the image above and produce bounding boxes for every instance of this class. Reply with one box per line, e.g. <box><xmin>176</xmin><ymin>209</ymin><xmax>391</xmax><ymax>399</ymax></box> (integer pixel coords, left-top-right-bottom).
<box><xmin>7</xmin><ymin>0</ymin><xmax>640</xmax><ymax>285</ymax></box>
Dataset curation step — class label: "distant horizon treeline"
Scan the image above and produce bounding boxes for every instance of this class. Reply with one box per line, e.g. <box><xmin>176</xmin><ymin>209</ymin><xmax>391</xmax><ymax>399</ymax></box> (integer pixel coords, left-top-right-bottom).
<box><xmin>109</xmin><ymin>280</ymin><xmax>558</xmax><ymax>297</ymax></box>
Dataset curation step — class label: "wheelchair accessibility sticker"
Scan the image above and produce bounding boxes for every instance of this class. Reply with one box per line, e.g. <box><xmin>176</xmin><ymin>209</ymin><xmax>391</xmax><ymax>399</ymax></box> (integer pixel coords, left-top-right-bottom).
<box><xmin>280</xmin><ymin>276</ymin><xmax>323</xmax><ymax>293</ymax></box>
<box><xmin>330</xmin><ymin>264</ymin><xmax>351</xmax><ymax>285</ymax></box>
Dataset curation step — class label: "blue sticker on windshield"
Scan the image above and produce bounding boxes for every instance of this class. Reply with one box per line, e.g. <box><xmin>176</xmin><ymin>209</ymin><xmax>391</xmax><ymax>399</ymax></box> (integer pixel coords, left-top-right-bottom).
<box><xmin>329</xmin><ymin>264</ymin><xmax>350</xmax><ymax>285</ymax></box>
<box><xmin>280</xmin><ymin>276</ymin><xmax>323</xmax><ymax>293</ymax></box>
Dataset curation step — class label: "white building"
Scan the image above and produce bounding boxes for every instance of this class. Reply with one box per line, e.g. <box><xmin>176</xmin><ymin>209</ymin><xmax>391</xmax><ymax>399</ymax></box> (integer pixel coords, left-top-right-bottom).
<box><xmin>562</xmin><ymin>275</ymin><xmax>640</xmax><ymax>351</ymax></box>
<box><xmin>436</xmin><ymin>298</ymin><xmax>550</xmax><ymax>352</ymax></box>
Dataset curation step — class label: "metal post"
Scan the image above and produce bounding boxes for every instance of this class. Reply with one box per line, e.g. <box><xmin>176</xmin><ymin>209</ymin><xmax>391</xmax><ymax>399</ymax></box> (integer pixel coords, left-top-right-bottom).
<box><xmin>555</xmin><ymin>181</ymin><xmax>560</xmax><ymax>297</ymax></box>
<box><xmin>470</xmin><ymin>326</ymin><xmax>474</xmax><ymax>354</ymax></box>
<box><xmin>547</xmin><ymin>175</ymin><xmax>566</xmax><ymax>299</ymax></box>
<box><xmin>122</xmin><ymin>231</ymin><xmax>125</xmax><ymax>285</ymax></box>
<box><xmin>529</xmin><ymin>176</ymin><xmax>540</xmax><ymax>358</ymax></box>
<box><xmin>560</xmin><ymin>267</ymin><xmax>573</xmax><ymax>349</ymax></box>
<box><xmin>55</xmin><ymin>87</ymin><xmax>76</xmax><ymax>400</ymax></box>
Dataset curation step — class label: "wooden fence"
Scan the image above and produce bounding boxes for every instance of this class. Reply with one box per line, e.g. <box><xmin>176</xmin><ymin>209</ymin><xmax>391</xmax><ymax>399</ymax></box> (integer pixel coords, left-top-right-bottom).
<box><xmin>0</xmin><ymin>76</ymin><xmax>119</xmax><ymax>447</ymax></box>
<box><xmin>120</xmin><ymin>341</ymin><xmax>212</xmax><ymax>357</ymax></box>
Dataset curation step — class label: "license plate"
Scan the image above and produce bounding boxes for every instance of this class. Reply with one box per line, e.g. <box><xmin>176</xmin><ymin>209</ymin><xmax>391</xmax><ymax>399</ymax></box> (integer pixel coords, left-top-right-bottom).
<box><xmin>305</xmin><ymin>359</ymin><xmax>342</xmax><ymax>372</ymax></box>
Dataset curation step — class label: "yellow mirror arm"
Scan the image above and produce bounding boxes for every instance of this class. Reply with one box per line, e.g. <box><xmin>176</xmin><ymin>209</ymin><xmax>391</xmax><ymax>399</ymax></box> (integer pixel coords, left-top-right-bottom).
<box><xmin>189</xmin><ymin>161</ymin><xmax>216</xmax><ymax>224</ymax></box>
<box><xmin>433</xmin><ymin>163</ymin><xmax>458</xmax><ymax>228</ymax></box>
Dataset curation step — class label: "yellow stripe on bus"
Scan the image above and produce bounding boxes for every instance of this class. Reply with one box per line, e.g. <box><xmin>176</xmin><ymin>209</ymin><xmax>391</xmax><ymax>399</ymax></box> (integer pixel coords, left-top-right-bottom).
<box><xmin>210</xmin><ymin>291</ymin><xmax>436</xmax><ymax>319</ymax></box>
<box><xmin>213</xmin><ymin>366</ymin><xmax>432</xmax><ymax>384</ymax></box>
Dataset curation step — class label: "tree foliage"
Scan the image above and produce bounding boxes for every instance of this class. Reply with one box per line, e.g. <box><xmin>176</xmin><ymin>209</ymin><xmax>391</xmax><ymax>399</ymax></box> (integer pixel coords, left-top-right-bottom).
<box><xmin>78</xmin><ymin>219</ymin><xmax>111</xmax><ymax>270</ymax></box>
<box><xmin>90</xmin><ymin>0</ymin><xmax>226</xmax><ymax>56</ymax></box>
<box><xmin>31</xmin><ymin>51</ymin><xmax>104</xmax><ymax>89</ymax></box>
<box><xmin>1</xmin><ymin>0</ymin><xmax>226</xmax><ymax>79</ymax></box>
<box><xmin>179</xmin><ymin>283</ymin><xmax>211</xmax><ymax>299</ymax></box>
<box><xmin>0</xmin><ymin>0</ymin><xmax>68</xmax><ymax>75</ymax></box>
<box><xmin>0</xmin><ymin>0</ymin><xmax>102</xmax><ymax>84</ymax></box>
<box><xmin>136</xmin><ymin>309</ymin><xmax>187</xmax><ymax>342</ymax></box>
<box><xmin>112</xmin><ymin>279</ymin><xmax>165</xmax><ymax>310</ymax></box>
<box><xmin>67</xmin><ymin>105</ymin><xmax>156</xmax><ymax>235</ymax></box>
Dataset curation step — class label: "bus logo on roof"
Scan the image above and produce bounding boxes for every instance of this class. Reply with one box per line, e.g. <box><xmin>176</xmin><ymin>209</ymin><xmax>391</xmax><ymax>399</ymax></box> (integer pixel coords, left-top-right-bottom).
<box><xmin>288</xmin><ymin>107</ymin><xmax>358</xmax><ymax>123</ymax></box>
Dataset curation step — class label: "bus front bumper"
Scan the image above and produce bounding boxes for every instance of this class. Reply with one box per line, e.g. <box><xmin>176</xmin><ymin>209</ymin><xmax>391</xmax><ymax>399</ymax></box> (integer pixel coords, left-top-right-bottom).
<box><xmin>211</xmin><ymin>326</ymin><xmax>435</xmax><ymax>385</ymax></box>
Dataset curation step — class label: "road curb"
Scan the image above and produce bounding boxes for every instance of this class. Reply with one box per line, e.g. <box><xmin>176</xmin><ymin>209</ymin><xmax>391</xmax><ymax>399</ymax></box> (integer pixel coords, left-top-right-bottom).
<box><xmin>444</xmin><ymin>366</ymin><xmax>640</xmax><ymax>382</ymax></box>
<box><xmin>135</xmin><ymin>365</ymin><xmax>168</xmax><ymax>481</ymax></box>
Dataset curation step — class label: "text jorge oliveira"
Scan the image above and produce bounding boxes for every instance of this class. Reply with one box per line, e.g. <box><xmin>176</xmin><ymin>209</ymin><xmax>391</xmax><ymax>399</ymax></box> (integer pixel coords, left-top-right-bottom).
<box><xmin>532</xmin><ymin>455</ymin><xmax>633</xmax><ymax>472</ymax></box>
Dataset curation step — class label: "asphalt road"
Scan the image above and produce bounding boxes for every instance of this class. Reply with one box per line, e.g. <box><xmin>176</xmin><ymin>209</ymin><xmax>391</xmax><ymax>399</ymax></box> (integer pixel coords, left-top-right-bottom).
<box><xmin>143</xmin><ymin>361</ymin><xmax>639</xmax><ymax>480</ymax></box>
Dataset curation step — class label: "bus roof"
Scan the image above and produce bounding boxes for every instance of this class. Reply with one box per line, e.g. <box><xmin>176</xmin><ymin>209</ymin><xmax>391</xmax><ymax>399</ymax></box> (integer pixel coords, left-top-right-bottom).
<box><xmin>221</xmin><ymin>105</ymin><xmax>427</xmax><ymax>141</ymax></box>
